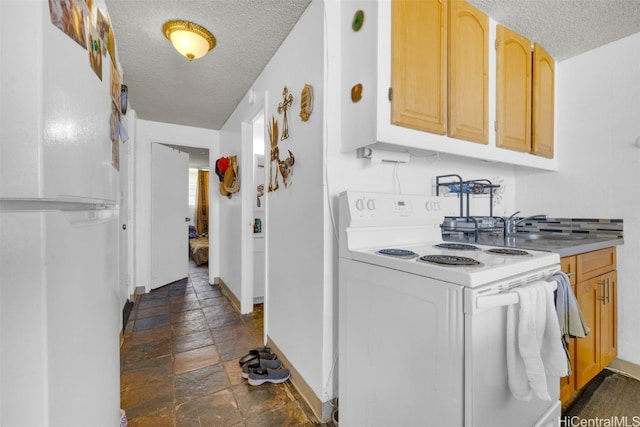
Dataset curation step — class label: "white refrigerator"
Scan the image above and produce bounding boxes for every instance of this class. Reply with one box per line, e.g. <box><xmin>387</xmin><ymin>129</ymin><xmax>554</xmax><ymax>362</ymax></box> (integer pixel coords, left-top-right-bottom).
<box><xmin>1</xmin><ymin>1</ymin><xmax>121</xmax><ymax>426</ymax></box>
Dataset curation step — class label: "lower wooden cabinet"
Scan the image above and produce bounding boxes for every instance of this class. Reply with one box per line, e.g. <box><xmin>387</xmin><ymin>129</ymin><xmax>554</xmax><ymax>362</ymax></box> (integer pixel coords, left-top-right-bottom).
<box><xmin>576</xmin><ymin>271</ymin><xmax>617</xmax><ymax>389</ymax></box>
<box><xmin>559</xmin><ymin>249</ymin><xmax>617</xmax><ymax>405</ymax></box>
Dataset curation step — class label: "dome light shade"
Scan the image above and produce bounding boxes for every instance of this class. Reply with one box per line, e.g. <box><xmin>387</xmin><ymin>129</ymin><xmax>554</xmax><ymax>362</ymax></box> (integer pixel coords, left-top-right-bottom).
<box><xmin>162</xmin><ymin>20</ymin><xmax>216</xmax><ymax>61</ymax></box>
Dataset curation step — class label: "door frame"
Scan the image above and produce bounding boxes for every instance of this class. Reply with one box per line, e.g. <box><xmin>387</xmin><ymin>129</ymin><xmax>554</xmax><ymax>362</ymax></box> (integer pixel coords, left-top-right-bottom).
<box><xmin>240</xmin><ymin>94</ymin><xmax>267</xmax><ymax>314</ymax></box>
<box><xmin>133</xmin><ymin>139</ymin><xmax>215</xmax><ymax>293</ymax></box>
<box><xmin>130</xmin><ymin>121</ymin><xmax>218</xmax><ymax>295</ymax></box>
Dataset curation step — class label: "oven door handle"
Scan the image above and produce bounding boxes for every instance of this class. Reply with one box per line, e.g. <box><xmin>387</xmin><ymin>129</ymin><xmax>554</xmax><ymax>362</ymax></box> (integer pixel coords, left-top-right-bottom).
<box><xmin>475</xmin><ymin>292</ymin><xmax>519</xmax><ymax>310</ymax></box>
<box><xmin>475</xmin><ymin>281</ymin><xmax>558</xmax><ymax>311</ymax></box>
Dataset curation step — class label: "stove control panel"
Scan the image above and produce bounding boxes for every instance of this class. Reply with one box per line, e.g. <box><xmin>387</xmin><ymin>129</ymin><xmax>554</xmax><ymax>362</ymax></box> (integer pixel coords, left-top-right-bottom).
<box><xmin>341</xmin><ymin>191</ymin><xmax>458</xmax><ymax>226</ymax></box>
<box><xmin>392</xmin><ymin>199</ymin><xmax>411</xmax><ymax>214</ymax></box>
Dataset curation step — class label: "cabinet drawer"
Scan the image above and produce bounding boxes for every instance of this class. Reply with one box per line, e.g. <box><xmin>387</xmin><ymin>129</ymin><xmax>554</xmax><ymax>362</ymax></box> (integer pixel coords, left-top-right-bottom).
<box><xmin>576</xmin><ymin>247</ymin><xmax>616</xmax><ymax>282</ymax></box>
<box><xmin>560</xmin><ymin>255</ymin><xmax>577</xmax><ymax>285</ymax></box>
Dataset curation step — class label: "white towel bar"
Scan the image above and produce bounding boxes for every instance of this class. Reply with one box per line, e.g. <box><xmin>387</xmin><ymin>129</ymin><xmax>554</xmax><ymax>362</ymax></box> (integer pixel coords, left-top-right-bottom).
<box><xmin>475</xmin><ymin>281</ymin><xmax>558</xmax><ymax>310</ymax></box>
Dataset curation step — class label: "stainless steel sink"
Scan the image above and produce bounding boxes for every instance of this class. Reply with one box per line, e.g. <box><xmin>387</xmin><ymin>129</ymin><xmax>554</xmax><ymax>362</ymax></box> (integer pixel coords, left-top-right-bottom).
<box><xmin>507</xmin><ymin>232</ymin><xmax>587</xmax><ymax>241</ymax></box>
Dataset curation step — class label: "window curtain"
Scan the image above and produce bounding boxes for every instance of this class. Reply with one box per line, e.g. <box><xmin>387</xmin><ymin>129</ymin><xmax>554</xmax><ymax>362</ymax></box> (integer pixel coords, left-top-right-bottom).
<box><xmin>195</xmin><ymin>170</ymin><xmax>209</xmax><ymax>235</ymax></box>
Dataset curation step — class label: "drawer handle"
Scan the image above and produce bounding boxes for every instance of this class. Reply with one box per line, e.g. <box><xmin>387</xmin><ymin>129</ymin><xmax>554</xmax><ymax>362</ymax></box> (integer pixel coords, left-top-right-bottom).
<box><xmin>564</xmin><ymin>272</ymin><xmax>576</xmax><ymax>276</ymax></box>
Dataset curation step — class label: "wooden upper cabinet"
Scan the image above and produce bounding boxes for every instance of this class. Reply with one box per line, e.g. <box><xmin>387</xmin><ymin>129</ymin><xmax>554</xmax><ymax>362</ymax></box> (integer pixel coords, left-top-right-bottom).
<box><xmin>496</xmin><ymin>25</ymin><xmax>532</xmax><ymax>153</ymax></box>
<box><xmin>532</xmin><ymin>43</ymin><xmax>555</xmax><ymax>158</ymax></box>
<box><xmin>448</xmin><ymin>0</ymin><xmax>488</xmax><ymax>144</ymax></box>
<box><xmin>391</xmin><ymin>0</ymin><xmax>447</xmax><ymax>134</ymax></box>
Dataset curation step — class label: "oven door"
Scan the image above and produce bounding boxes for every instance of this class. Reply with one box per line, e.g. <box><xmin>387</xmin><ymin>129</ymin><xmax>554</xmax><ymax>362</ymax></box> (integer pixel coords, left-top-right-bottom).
<box><xmin>464</xmin><ymin>286</ymin><xmax>561</xmax><ymax>427</ymax></box>
<box><xmin>339</xmin><ymin>258</ymin><xmax>465</xmax><ymax>427</ymax></box>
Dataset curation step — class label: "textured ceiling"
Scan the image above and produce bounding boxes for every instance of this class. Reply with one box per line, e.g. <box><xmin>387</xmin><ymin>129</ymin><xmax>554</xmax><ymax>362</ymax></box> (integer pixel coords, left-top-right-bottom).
<box><xmin>105</xmin><ymin>0</ymin><xmax>311</xmax><ymax>131</ymax></box>
<box><xmin>468</xmin><ymin>0</ymin><xmax>640</xmax><ymax>61</ymax></box>
<box><xmin>106</xmin><ymin>0</ymin><xmax>640</xmax><ymax>137</ymax></box>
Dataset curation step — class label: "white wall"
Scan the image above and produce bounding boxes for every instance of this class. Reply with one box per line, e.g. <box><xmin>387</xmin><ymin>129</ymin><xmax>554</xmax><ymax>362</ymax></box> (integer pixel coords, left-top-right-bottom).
<box><xmin>133</xmin><ymin>119</ymin><xmax>218</xmax><ymax>290</ymax></box>
<box><xmin>218</xmin><ymin>0</ymin><xmax>330</xmax><ymax>410</ymax></box>
<box><xmin>214</xmin><ymin>124</ymin><xmax>242</xmax><ymax>298</ymax></box>
<box><xmin>515</xmin><ymin>32</ymin><xmax>640</xmax><ymax>365</ymax></box>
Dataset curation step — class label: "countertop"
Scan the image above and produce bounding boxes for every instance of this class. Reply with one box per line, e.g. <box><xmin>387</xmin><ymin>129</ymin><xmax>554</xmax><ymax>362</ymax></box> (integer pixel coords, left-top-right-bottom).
<box><xmin>445</xmin><ymin>233</ymin><xmax>624</xmax><ymax>257</ymax></box>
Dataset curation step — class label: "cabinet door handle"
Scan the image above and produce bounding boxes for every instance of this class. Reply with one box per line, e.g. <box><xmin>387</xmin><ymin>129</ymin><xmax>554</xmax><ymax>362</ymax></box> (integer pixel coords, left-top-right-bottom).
<box><xmin>606</xmin><ymin>278</ymin><xmax>611</xmax><ymax>304</ymax></box>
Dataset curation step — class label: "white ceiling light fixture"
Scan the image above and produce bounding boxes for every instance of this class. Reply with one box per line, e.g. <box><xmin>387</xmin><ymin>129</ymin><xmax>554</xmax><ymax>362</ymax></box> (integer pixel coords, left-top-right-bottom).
<box><xmin>162</xmin><ymin>20</ymin><xmax>216</xmax><ymax>61</ymax></box>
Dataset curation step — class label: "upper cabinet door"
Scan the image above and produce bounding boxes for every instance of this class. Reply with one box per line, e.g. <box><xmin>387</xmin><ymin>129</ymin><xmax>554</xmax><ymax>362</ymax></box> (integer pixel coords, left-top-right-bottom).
<box><xmin>391</xmin><ymin>0</ymin><xmax>447</xmax><ymax>134</ymax></box>
<box><xmin>496</xmin><ymin>25</ymin><xmax>532</xmax><ymax>152</ymax></box>
<box><xmin>448</xmin><ymin>0</ymin><xmax>488</xmax><ymax>144</ymax></box>
<box><xmin>532</xmin><ymin>43</ymin><xmax>555</xmax><ymax>158</ymax></box>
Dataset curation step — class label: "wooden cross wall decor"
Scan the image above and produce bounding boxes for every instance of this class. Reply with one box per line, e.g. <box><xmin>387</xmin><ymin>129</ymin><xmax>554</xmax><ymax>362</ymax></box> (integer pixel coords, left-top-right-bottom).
<box><xmin>277</xmin><ymin>86</ymin><xmax>293</xmax><ymax>141</ymax></box>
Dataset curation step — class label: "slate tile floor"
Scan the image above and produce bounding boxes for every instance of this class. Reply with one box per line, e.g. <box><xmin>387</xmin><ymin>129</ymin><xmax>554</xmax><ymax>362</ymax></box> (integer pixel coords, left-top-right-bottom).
<box><xmin>121</xmin><ymin>260</ymin><xmax>327</xmax><ymax>426</ymax></box>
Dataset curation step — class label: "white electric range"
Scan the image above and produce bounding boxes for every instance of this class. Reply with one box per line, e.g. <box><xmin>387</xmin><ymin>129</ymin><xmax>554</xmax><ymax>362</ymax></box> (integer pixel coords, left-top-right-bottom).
<box><xmin>338</xmin><ymin>191</ymin><xmax>562</xmax><ymax>427</ymax></box>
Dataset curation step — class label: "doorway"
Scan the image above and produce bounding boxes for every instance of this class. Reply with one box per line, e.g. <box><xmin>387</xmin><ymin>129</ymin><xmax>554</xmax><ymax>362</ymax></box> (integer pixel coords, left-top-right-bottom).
<box><xmin>240</xmin><ymin>106</ymin><xmax>267</xmax><ymax>314</ymax></box>
<box><xmin>150</xmin><ymin>142</ymin><xmax>211</xmax><ymax>290</ymax></box>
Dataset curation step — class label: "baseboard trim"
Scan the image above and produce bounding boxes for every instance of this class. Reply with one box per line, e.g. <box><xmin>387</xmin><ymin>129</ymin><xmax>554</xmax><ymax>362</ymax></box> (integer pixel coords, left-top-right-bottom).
<box><xmin>134</xmin><ymin>286</ymin><xmax>145</xmax><ymax>299</ymax></box>
<box><xmin>266</xmin><ymin>335</ymin><xmax>330</xmax><ymax>423</ymax></box>
<box><xmin>215</xmin><ymin>277</ymin><xmax>240</xmax><ymax>312</ymax></box>
<box><xmin>608</xmin><ymin>358</ymin><xmax>640</xmax><ymax>381</ymax></box>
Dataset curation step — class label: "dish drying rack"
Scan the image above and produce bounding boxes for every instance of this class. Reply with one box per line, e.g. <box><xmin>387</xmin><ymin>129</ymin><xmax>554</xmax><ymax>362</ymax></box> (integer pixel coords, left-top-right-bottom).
<box><xmin>436</xmin><ymin>174</ymin><xmax>505</xmax><ymax>242</ymax></box>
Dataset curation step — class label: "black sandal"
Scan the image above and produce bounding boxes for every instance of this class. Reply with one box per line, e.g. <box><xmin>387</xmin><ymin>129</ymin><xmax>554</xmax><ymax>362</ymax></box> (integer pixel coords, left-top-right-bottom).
<box><xmin>238</xmin><ymin>347</ymin><xmax>275</xmax><ymax>366</ymax></box>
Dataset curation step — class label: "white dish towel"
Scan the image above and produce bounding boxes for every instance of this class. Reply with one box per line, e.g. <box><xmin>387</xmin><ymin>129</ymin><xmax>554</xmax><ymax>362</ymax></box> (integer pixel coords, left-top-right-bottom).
<box><xmin>506</xmin><ymin>280</ymin><xmax>568</xmax><ymax>401</ymax></box>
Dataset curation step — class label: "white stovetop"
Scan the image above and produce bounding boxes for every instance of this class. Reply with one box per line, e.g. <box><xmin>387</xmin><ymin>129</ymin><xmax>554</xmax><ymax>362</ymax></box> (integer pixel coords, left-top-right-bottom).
<box><xmin>347</xmin><ymin>241</ymin><xmax>559</xmax><ymax>288</ymax></box>
<box><xmin>339</xmin><ymin>192</ymin><xmax>560</xmax><ymax>287</ymax></box>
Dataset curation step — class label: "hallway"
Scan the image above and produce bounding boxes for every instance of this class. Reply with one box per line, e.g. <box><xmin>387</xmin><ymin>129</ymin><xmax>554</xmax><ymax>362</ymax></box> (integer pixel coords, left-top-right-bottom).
<box><xmin>120</xmin><ymin>261</ymin><xmax>325</xmax><ymax>426</ymax></box>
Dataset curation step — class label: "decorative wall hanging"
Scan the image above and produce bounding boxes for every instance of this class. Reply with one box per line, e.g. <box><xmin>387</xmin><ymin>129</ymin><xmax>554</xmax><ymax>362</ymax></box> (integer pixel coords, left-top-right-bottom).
<box><xmin>256</xmin><ymin>184</ymin><xmax>264</xmax><ymax>207</ymax></box>
<box><xmin>351</xmin><ymin>83</ymin><xmax>363</xmax><ymax>102</ymax></box>
<box><xmin>278</xmin><ymin>149</ymin><xmax>295</xmax><ymax>188</ymax></box>
<box><xmin>277</xmin><ymin>86</ymin><xmax>294</xmax><ymax>140</ymax></box>
<box><xmin>299</xmin><ymin>84</ymin><xmax>313</xmax><ymax>122</ymax></box>
<box><xmin>268</xmin><ymin>116</ymin><xmax>280</xmax><ymax>192</ymax></box>
<box><xmin>215</xmin><ymin>156</ymin><xmax>229</xmax><ymax>181</ymax></box>
<box><xmin>215</xmin><ymin>156</ymin><xmax>240</xmax><ymax>199</ymax></box>
<box><xmin>352</xmin><ymin>10</ymin><xmax>365</xmax><ymax>31</ymax></box>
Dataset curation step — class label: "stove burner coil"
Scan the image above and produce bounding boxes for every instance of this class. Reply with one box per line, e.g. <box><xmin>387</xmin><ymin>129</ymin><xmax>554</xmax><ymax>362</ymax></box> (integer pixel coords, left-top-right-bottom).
<box><xmin>434</xmin><ymin>243</ymin><xmax>479</xmax><ymax>251</ymax></box>
<box><xmin>377</xmin><ymin>248</ymin><xmax>418</xmax><ymax>259</ymax></box>
<box><xmin>418</xmin><ymin>255</ymin><xmax>481</xmax><ymax>266</ymax></box>
<box><xmin>487</xmin><ymin>248</ymin><xmax>530</xmax><ymax>256</ymax></box>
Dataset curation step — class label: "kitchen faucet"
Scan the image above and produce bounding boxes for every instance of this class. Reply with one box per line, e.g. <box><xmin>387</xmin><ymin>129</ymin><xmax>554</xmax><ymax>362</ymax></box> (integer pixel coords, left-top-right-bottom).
<box><xmin>504</xmin><ymin>211</ymin><xmax>548</xmax><ymax>235</ymax></box>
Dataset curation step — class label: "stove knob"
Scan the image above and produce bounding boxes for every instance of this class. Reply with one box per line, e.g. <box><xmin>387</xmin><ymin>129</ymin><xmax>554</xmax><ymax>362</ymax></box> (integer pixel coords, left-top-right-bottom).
<box><xmin>366</xmin><ymin>199</ymin><xmax>376</xmax><ymax>210</ymax></box>
<box><xmin>425</xmin><ymin>201</ymin><xmax>440</xmax><ymax>212</ymax></box>
<box><xmin>355</xmin><ymin>198</ymin><xmax>365</xmax><ymax>211</ymax></box>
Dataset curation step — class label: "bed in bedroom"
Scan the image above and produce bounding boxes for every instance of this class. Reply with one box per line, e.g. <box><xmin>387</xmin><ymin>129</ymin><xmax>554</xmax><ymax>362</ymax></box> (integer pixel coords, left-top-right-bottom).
<box><xmin>188</xmin><ymin>226</ymin><xmax>208</xmax><ymax>265</ymax></box>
